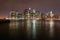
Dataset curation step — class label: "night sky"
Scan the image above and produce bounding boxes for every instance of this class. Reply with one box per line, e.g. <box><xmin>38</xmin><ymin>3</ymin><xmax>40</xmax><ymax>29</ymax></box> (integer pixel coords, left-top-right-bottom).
<box><xmin>0</xmin><ymin>0</ymin><xmax>60</xmax><ymax>19</ymax></box>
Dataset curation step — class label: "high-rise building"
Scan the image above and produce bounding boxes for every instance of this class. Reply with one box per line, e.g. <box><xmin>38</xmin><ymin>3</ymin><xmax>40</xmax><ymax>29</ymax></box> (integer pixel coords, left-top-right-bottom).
<box><xmin>24</xmin><ymin>8</ymin><xmax>31</xmax><ymax>19</ymax></box>
<box><xmin>9</xmin><ymin>10</ymin><xmax>19</xmax><ymax>19</ymax></box>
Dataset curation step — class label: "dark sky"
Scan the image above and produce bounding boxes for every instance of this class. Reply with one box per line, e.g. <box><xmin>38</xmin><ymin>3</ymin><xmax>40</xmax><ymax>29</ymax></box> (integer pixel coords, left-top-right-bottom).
<box><xmin>0</xmin><ymin>0</ymin><xmax>60</xmax><ymax>18</ymax></box>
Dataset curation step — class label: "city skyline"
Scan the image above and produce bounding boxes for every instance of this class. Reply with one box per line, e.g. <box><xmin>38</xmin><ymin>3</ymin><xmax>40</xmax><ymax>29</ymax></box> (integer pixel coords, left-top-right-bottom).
<box><xmin>3</xmin><ymin>8</ymin><xmax>60</xmax><ymax>21</ymax></box>
<box><xmin>0</xmin><ymin>0</ymin><xmax>60</xmax><ymax>19</ymax></box>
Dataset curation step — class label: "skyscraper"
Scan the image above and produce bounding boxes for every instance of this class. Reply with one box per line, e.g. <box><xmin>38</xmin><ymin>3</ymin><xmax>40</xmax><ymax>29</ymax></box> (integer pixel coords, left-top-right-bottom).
<box><xmin>9</xmin><ymin>10</ymin><xmax>19</xmax><ymax>20</ymax></box>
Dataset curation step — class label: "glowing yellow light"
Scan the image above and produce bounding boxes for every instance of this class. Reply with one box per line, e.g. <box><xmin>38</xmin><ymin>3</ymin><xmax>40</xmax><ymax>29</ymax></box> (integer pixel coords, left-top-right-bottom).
<box><xmin>50</xmin><ymin>20</ymin><xmax>54</xmax><ymax>27</ymax></box>
<box><xmin>49</xmin><ymin>19</ymin><xmax>54</xmax><ymax>38</ymax></box>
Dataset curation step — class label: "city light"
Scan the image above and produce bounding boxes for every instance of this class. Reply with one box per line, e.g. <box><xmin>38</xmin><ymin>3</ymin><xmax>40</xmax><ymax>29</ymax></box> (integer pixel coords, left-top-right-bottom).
<box><xmin>4</xmin><ymin>8</ymin><xmax>60</xmax><ymax>21</ymax></box>
<box><xmin>32</xmin><ymin>19</ymin><xmax>37</xmax><ymax>38</ymax></box>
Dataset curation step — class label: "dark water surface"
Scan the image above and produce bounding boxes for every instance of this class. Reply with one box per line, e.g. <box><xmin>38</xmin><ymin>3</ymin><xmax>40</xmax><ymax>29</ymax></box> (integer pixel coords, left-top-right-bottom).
<box><xmin>0</xmin><ymin>20</ymin><xmax>60</xmax><ymax>40</ymax></box>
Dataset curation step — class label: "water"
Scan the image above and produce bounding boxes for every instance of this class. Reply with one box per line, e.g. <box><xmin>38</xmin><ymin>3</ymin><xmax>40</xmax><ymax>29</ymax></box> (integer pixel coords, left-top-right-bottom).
<box><xmin>0</xmin><ymin>20</ymin><xmax>60</xmax><ymax>40</ymax></box>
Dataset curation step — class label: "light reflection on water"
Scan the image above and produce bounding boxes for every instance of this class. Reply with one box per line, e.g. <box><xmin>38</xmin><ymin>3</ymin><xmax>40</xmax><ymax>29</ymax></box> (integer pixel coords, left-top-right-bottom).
<box><xmin>9</xmin><ymin>20</ymin><xmax>19</xmax><ymax>38</ymax></box>
<box><xmin>9</xmin><ymin>19</ymin><xmax>55</xmax><ymax>39</ymax></box>
<box><xmin>45</xmin><ymin>19</ymin><xmax>55</xmax><ymax>38</ymax></box>
<box><xmin>26</xmin><ymin>19</ymin><xmax>31</xmax><ymax>38</ymax></box>
<box><xmin>49</xmin><ymin>19</ymin><xmax>54</xmax><ymax>38</ymax></box>
<box><xmin>32</xmin><ymin>20</ymin><xmax>37</xmax><ymax>39</ymax></box>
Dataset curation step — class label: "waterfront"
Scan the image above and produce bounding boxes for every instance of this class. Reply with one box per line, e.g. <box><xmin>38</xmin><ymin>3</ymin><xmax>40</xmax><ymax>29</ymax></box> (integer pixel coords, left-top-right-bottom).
<box><xmin>0</xmin><ymin>20</ymin><xmax>60</xmax><ymax>40</ymax></box>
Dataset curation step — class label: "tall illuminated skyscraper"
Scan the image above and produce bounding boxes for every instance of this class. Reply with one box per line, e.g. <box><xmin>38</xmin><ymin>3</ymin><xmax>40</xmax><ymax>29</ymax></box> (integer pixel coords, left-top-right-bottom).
<box><xmin>24</xmin><ymin>8</ymin><xmax>31</xmax><ymax>18</ymax></box>
<box><xmin>8</xmin><ymin>10</ymin><xmax>19</xmax><ymax>20</ymax></box>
